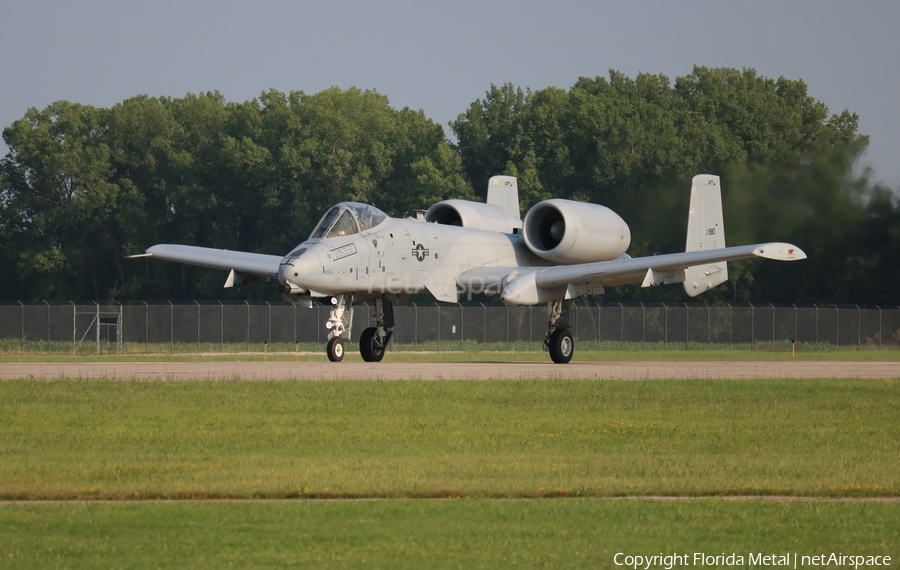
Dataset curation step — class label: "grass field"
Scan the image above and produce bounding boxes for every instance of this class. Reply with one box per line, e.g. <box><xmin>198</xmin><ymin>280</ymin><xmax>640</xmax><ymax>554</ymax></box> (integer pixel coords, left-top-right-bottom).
<box><xmin>2</xmin><ymin>500</ymin><xmax>898</xmax><ymax>569</ymax></box>
<box><xmin>2</xmin><ymin>377</ymin><xmax>897</xmax><ymax>567</ymax></box>
<box><xmin>1</xmin><ymin>378</ymin><xmax>898</xmax><ymax>499</ymax></box>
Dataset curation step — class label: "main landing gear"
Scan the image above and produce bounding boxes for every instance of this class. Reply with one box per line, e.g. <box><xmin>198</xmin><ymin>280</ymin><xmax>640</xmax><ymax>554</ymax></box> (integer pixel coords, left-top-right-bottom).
<box><xmin>324</xmin><ymin>294</ymin><xmax>394</xmax><ymax>362</ymax></box>
<box><xmin>359</xmin><ymin>297</ymin><xmax>394</xmax><ymax>362</ymax></box>
<box><xmin>544</xmin><ymin>299</ymin><xmax>574</xmax><ymax>364</ymax></box>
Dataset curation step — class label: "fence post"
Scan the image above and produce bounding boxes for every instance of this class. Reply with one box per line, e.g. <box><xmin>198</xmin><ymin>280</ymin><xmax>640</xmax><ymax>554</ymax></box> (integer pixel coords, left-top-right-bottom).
<box><xmin>685</xmin><ymin>302</ymin><xmax>690</xmax><ymax>349</ymax></box>
<box><xmin>71</xmin><ymin>302</ymin><xmax>76</xmax><ymax>354</ymax></box>
<box><xmin>619</xmin><ymin>303</ymin><xmax>624</xmax><ymax>350</ymax></box>
<box><xmin>793</xmin><ymin>304</ymin><xmax>798</xmax><ymax>347</ymax></box>
<box><xmin>20</xmin><ymin>301</ymin><xmax>25</xmax><ymax>352</ymax></box>
<box><xmin>728</xmin><ymin>303</ymin><xmax>732</xmax><ymax>349</ymax></box>
<box><xmin>413</xmin><ymin>302</ymin><xmax>418</xmax><ymax>349</ymax></box>
<box><xmin>95</xmin><ymin>301</ymin><xmax>100</xmax><ymax>354</ymax></box>
<box><xmin>267</xmin><ymin>301</ymin><xmax>272</xmax><ymax>347</ymax></box>
<box><xmin>856</xmin><ymin>305</ymin><xmax>861</xmax><ymax>350</ymax></box>
<box><xmin>598</xmin><ymin>301</ymin><xmax>602</xmax><ymax>350</ymax></box>
<box><xmin>245</xmin><ymin>300</ymin><xmax>250</xmax><ymax>353</ymax></box>
<box><xmin>814</xmin><ymin>304</ymin><xmax>819</xmax><ymax>347</ymax></box>
<box><xmin>45</xmin><ymin>301</ymin><xmax>50</xmax><ymax>352</ymax></box>
<box><xmin>196</xmin><ymin>301</ymin><xmax>200</xmax><ymax>351</ymax></box>
<box><xmin>771</xmin><ymin>303</ymin><xmax>775</xmax><ymax>350</ymax></box>
<box><xmin>219</xmin><ymin>301</ymin><xmax>224</xmax><ymax>352</ymax></box>
<box><xmin>835</xmin><ymin>305</ymin><xmax>839</xmax><ymax>348</ymax></box>
<box><xmin>482</xmin><ymin>303</ymin><xmax>486</xmax><ymax>346</ymax></box>
<box><xmin>573</xmin><ymin>303</ymin><xmax>578</xmax><ymax>343</ymax></box>
<box><xmin>459</xmin><ymin>303</ymin><xmax>464</xmax><ymax>351</ymax></box>
<box><xmin>876</xmin><ymin>305</ymin><xmax>884</xmax><ymax>350</ymax></box>
<box><xmin>169</xmin><ymin>301</ymin><xmax>174</xmax><ymax>353</ymax></box>
<box><xmin>706</xmin><ymin>304</ymin><xmax>710</xmax><ymax>346</ymax></box>
<box><xmin>437</xmin><ymin>302</ymin><xmax>441</xmax><ymax>352</ymax></box>
<box><xmin>143</xmin><ymin>301</ymin><xmax>149</xmax><ymax>349</ymax></box>
<box><xmin>506</xmin><ymin>304</ymin><xmax>510</xmax><ymax>351</ymax></box>
<box><xmin>749</xmin><ymin>302</ymin><xmax>754</xmax><ymax>349</ymax></box>
<box><xmin>641</xmin><ymin>303</ymin><xmax>645</xmax><ymax>349</ymax></box>
<box><xmin>663</xmin><ymin>303</ymin><xmax>668</xmax><ymax>345</ymax></box>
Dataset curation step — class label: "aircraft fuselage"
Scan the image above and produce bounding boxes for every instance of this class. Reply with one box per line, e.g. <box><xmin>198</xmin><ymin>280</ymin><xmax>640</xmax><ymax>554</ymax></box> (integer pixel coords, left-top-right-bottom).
<box><xmin>278</xmin><ymin>216</ymin><xmax>544</xmax><ymax>302</ymax></box>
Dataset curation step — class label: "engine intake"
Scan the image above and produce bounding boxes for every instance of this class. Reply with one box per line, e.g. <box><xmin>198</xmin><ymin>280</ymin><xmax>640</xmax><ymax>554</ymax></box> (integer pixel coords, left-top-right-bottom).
<box><xmin>522</xmin><ymin>199</ymin><xmax>631</xmax><ymax>264</ymax></box>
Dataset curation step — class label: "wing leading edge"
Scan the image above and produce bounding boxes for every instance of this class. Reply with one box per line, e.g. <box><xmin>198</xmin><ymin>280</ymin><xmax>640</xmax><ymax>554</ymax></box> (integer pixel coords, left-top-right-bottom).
<box><xmin>459</xmin><ymin>242</ymin><xmax>805</xmax><ymax>306</ymax></box>
<box><xmin>130</xmin><ymin>244</ymin><xmax>283</xmax><ymax>286</ymax></box>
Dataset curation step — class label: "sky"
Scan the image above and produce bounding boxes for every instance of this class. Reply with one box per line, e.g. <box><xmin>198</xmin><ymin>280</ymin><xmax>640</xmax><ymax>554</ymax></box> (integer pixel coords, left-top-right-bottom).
<box><xmin>3</xmin><ymin>0</ymin><xmax>899</xmax><ymax>187</ymax></box>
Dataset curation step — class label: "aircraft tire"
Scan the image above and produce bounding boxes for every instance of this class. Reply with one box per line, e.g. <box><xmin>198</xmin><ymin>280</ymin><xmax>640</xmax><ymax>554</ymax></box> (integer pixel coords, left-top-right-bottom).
<box><xmin>327</xmin><ymin>337</ymin><xmax>345</xmax><ymax>362</ymax></box>
<box><xmin>359</xmin><ymin>327</ymin><xmax>386</xmax><ymax>362</ymax></box>
<box><xmin>548</xmin><ymin>328</ymin><xmax>574</xmax><ymax>364</ymax></box>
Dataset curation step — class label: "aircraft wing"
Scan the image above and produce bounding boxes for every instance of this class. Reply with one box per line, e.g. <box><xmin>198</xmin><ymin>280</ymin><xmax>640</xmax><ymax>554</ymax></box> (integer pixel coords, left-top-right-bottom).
<box><xmin>535</xmin><ymin>242</ymin><xmax>803</xmax><ymax>288</ymax></box>
<box><xmin>459</xmin><ymin>242</ymin><xmax>805</xmax><ymax>305</ymax></box>
<box><xmin>131</xmin><ymin>244</ymin><xmax>283</xmax><ymax>279</ymax></box>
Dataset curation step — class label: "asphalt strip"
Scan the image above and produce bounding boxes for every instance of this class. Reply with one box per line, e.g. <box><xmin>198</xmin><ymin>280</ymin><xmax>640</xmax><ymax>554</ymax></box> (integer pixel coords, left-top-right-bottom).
<box><xmin>0</xmin><ymin>361</ymin><xmax>898</xmax><ymax>380</ymax></box>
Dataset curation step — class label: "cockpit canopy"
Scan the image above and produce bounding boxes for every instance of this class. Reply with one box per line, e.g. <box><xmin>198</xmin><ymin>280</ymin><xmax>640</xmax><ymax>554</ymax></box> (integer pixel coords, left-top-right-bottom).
<box><xmin>309</xmin><ymin>202</ymin><xmax>388</xmax><ymax>240</ymax></box>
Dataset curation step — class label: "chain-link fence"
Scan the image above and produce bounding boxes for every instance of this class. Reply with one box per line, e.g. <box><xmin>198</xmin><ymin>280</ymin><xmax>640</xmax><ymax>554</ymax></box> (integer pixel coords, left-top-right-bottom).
<box><xmin>1</xmin><ymin>302</ymin><xmax>898</xmax><ymax>353</ymax></box>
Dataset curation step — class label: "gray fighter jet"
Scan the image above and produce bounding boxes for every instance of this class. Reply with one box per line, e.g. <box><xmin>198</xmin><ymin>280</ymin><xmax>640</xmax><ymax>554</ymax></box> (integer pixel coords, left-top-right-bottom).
<box><xmin>132</xmin><ymin>175</ymin><xmax>805</xmax><ymax>363</ymax></box>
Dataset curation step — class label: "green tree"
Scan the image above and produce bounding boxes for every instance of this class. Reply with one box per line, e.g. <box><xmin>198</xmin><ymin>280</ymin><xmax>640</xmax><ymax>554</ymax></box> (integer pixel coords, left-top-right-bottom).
<box><xmin>452</xmin><ymin>67</ymin><xmax>879</xmax><ymax>304</ymax></box>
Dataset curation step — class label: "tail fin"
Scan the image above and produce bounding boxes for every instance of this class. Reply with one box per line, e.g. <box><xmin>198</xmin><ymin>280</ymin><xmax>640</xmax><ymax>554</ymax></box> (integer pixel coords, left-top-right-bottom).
<box><xmin>486</xmin><ymin>175</ymin><xmax>521</xmax><ymax>220</ymax></box>
<box><xmin>684</xmin><ymin>174</ymin><xmax>728</xmax><ymax>297</ymax></box>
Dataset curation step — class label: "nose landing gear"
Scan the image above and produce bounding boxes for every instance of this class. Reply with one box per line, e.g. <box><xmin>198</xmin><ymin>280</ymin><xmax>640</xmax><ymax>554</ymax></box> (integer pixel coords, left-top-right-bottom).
<box><xmin>325</xmin><ymin>294</ymin><xmax>353</xmax><ymax>362</ymax></box>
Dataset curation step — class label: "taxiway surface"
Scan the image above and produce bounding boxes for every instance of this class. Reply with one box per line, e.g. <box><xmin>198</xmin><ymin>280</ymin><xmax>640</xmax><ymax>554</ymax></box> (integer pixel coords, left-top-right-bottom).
<box><xmin>0</xmin><ymin>361</ymin><xmax>897</xmax><ymax>380</ymax></box>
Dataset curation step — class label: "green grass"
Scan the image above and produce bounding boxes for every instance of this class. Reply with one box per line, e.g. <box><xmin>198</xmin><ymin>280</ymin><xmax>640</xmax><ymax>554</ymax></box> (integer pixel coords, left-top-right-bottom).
<box><xmin>1</xmin><ymin>379</ymin><xmax>898</xmax><ymax>500</ymax></box>
<box><xmin>1</xmin><ymin>500</ymin><xmax>897</xmax><ymax>569</ymax></box>
<box><xmin>3</xmin><ymin>378</ymin><xmax>898</xmax><ymax>568</ymax></box>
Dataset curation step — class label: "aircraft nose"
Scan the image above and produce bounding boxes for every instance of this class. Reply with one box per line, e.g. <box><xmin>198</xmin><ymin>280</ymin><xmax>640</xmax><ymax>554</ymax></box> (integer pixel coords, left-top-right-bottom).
<box><xmin>278</xmin><ymin>256</ymin><xmax>308</xmax><ymax>294</ymax></box>
<box><xmin>278</xmin><ymin>248</ymin><xmax>319</xmax><ymax>294</ymax></box>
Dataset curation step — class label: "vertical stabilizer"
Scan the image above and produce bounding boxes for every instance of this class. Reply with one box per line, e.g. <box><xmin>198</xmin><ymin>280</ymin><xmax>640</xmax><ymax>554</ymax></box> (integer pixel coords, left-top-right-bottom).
<box><xmin>486</xmin><ymin>175</ymin><xmax>520</xmax><ymax>220</ymax></box>
<box><xmin>684</xmin><ymin>174</ymin><xmax>728</xmax><ymax>297</ymax></box>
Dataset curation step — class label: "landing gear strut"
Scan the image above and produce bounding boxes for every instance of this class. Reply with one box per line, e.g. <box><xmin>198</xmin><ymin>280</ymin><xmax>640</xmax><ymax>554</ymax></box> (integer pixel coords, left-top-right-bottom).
<box><xmin>326</xmin><ymin>294</ymin><xmax>353</xmax><ymax>362</ymax></box>
<box><xmin>544</xmin><ymin>299</ymin><xmax>574</xmax><ymax>364</ymax></box>
<box><xmin>360</xmin><ymin>297</ymin><xmax>394</xmax><ymax>362</ymax></box>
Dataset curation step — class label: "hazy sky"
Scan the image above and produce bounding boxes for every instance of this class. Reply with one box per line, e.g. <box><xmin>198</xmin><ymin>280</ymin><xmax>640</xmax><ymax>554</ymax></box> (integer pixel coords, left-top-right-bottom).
<box><xmin>3</xmin><ymin>0</ymin><xmax>898</xmax><ymax>186</ymax></box>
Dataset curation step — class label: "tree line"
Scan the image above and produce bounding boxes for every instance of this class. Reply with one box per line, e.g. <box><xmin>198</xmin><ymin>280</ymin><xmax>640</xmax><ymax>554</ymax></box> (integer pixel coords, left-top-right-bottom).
<box><xmin>1</xmin><ymin>66</ymin><xmax>897</xmax><ymax>305</ymax></box>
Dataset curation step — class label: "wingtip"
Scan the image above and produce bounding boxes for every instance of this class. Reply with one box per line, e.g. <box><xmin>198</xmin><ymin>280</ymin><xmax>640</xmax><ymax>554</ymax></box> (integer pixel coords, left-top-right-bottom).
<box><xmin>753</xmin><ymin>243</ymin><xmax>807</xmax><ymax>261</ymax></box>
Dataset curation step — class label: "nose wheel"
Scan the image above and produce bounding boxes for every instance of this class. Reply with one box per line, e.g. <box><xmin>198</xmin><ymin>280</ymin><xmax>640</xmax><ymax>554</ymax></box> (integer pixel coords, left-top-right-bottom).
<box><xmin>327</xmin><ymin>337</ymin><xmax>345</xmax><ymax>362</ymax></box>
<box><xmin>324</xmin><ymin>294</ymin><xmax>352</xmax><ymax>362</ymax></box>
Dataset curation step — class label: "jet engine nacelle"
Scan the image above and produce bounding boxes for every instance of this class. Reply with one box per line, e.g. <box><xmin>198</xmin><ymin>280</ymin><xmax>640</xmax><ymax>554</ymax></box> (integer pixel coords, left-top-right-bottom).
<box><xmin>522</xmin><ymin>199</ymin><xmax>631</xmax><ymax>264</ymax></box>
<box><xmin>425</xmin><ymin>200</ymin><xmax>521</xmax><ymax>233</ymax></box>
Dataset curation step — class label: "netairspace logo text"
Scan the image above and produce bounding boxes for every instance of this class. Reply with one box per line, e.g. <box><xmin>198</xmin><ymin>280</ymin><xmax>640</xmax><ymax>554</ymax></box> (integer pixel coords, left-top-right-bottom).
<box><xmin>613</xmin><ymin>552</ymin><xmax>892</xmax><ymax>569</ymax></box>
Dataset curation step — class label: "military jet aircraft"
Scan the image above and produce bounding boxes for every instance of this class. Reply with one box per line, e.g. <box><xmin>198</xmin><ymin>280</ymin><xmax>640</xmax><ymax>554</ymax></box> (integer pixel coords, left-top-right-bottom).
<box><xmin>131</xmin><ymin>174</ymin><xmax>805</xmax><ymax>363</ymax></box>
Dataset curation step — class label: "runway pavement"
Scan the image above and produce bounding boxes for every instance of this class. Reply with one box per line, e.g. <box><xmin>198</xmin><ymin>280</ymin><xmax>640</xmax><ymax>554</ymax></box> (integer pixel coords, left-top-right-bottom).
<box><xmin>0</xmin><ymin>360</ymin><xmax>897</xmax><ymax>380</ymax></box>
